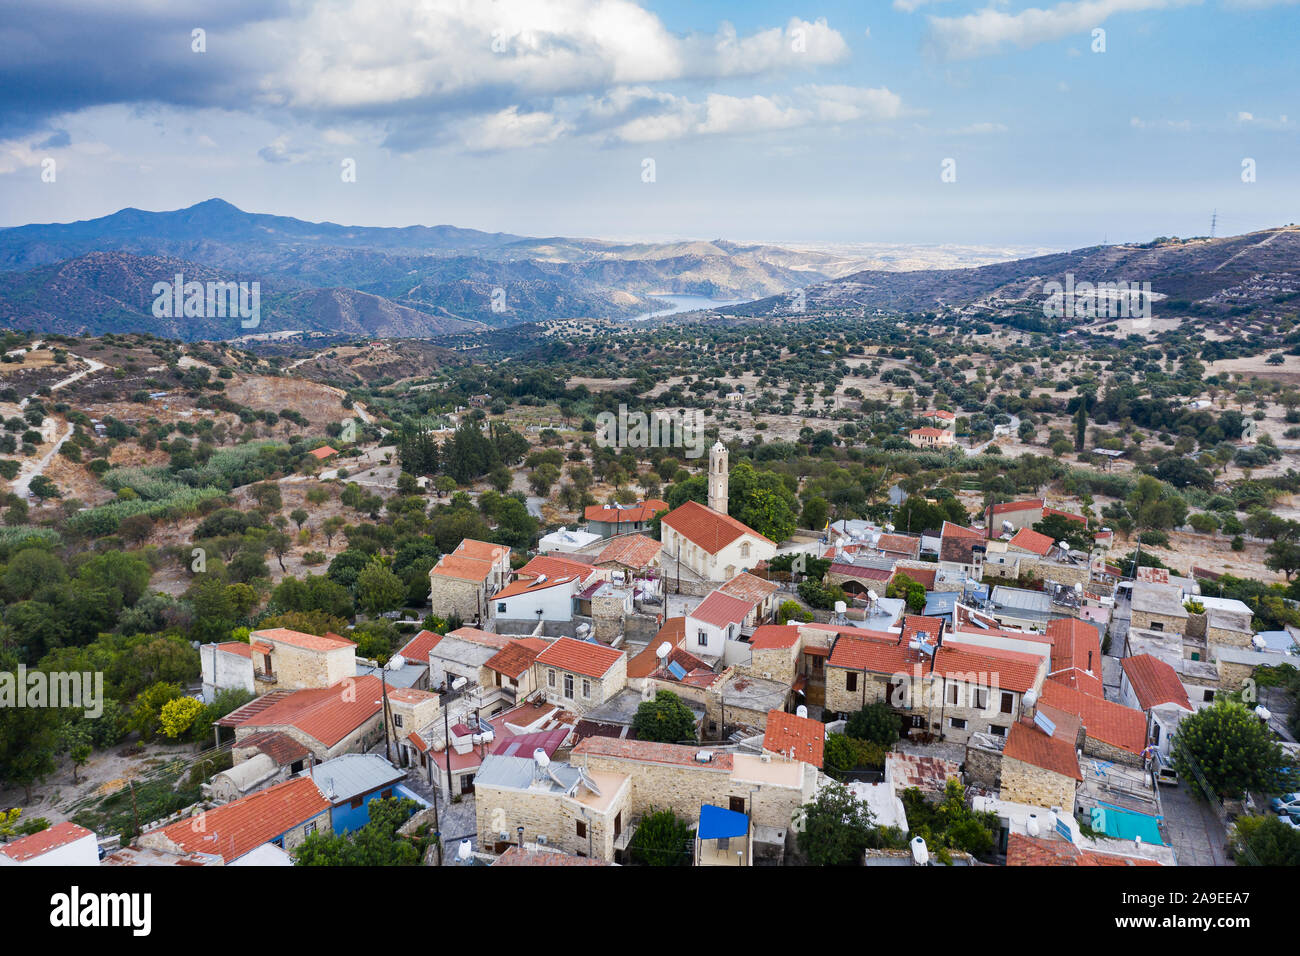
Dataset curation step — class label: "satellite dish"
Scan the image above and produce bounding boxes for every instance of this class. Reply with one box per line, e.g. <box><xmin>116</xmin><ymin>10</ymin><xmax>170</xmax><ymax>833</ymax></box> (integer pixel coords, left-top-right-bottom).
<box><xmin>656</xmin><ymin>642</ymin><xmax>672</xmax><ymax>660</ymax></box>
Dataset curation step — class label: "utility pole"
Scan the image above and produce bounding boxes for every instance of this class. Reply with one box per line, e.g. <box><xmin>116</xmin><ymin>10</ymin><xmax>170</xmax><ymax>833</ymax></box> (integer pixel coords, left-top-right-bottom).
<box><xmin>380</xmin><ymin>662</ymin><xmax>393</xmax><ymax>764</ymax></box>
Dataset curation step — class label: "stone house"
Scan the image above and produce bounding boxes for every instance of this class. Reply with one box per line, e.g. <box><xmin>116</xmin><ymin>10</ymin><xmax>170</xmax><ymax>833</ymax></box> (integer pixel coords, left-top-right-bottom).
<box><xmin>215</xmin><ymin>676</ymin><xmax>387</xmax><ymax>763</ymax></box>
<box><xmin>473</xmin><ymin>754</ymin><xmax>631</xmax><ymax>862</ymax></box>
<box><xmin>1129</xmin><ymin>582</ymin><xmax>1189</xmax><ymax>635</ymax></box>
<box><xmin>534</xmin><ymin>637</ymin><xmax>627</xmax><ymax>714</ymax></box>
<box><xmin>998</xmin><ymin>703</ymin><xmax>1083</xmax><ymax>810</ymax></box>
<box><xmin>660</xmin><ymin>500</ymin><xmax>777</xmax><ymax>583</ymax></box>
<box><xmin>429</xmin><ymin>553</ymin><xmax>501</xmax><ymax>624</ymax></box>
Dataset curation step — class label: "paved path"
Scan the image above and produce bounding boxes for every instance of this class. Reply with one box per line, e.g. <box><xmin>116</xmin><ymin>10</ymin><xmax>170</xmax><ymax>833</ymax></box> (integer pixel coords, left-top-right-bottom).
<box><xmin>1159</xmin><ymin>782</ymin><xmax>1232</xmax><ymax>866</ymax></box>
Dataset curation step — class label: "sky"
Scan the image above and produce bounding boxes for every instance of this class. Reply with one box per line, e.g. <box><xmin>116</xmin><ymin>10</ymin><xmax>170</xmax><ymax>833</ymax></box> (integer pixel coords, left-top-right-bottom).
<box><xmin>0</xmin><ymin>0</ymin><xmax>1297</xmax><ymax>249</ymax></box>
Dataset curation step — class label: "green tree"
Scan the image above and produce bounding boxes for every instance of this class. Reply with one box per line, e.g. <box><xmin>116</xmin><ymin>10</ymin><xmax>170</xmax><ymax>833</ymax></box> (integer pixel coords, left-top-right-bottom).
<box><xmin>632</xmin><ymin>690</ymin><xmax>697</xmax><ymax>743</ymax></box>
<box><xmin>294</xmin><ymin>797</ymin><xmax>425</xmax><ymax>866</ymax></box>
<box><xmin>1171</xmin><ymin>699</ymin><xmax>1287</xmax><ymax>799</ymax></box>
<box><xmin>129</xmin><ymin>681</ymin><xmax>184</xmax><ymax>741</ymax></box>
<box><xmin>846</xmin><ymin>702</ymin><xmax>900</xmax><ymax>746</ymax></box>
<box><xmin>356</xmin><ymin>558</ymin><xmax>405</xmax><ymax>615</ymax></box>
<box><xmin>159</xmin><ymin>696</ymin><xmax>204</xmax><ymax>739</ymax></box>
<box><xmin>795</xmin><ymin>781</ymin><xmax>878</xmax><ymax>866</ymax></box>
<box><xmin>1230</xmin><ymin>814</ymin><xmax>1300</xmax><ymax>866</ymax></box>
<box><xmin>626</xmin><ymin>808</ymin><xmax>694</xmax><ymax>866</ymax></box>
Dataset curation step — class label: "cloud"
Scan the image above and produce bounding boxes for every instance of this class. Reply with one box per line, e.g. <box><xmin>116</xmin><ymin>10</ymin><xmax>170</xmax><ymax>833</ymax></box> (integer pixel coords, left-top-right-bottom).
<box><xmin>1129</xmin><ymin>115</ymin><xmax>1193</xmax><ymax>130</ymax></box>
<box><xmin>456</xmin><ymin>107</ymin><xmax>571</xmax><ymax>151</ymax></box>
<box><xmin>922</xmin><ymin>0</ymin><xmax>1200</xmax><ymax>60</ymax></box>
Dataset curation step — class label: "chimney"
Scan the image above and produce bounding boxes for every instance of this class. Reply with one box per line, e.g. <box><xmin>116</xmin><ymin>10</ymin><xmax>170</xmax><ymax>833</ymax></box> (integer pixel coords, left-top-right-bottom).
<box><xmin>517</xmin><ymin>826</ymin><xmax>525</xmax><ymax>848</ymax></box>
<box><xmin>1087</xmin><ymin>650</ymin><xmax>1093</xmax><ymax>673</ymax></box>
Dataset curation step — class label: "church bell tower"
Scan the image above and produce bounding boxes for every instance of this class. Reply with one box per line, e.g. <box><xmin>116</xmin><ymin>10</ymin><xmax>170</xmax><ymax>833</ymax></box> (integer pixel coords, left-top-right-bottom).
<box><xmin>708</xmin><ymin>440</ymin><xmax>728</xmax><ymax>514</ymax></box>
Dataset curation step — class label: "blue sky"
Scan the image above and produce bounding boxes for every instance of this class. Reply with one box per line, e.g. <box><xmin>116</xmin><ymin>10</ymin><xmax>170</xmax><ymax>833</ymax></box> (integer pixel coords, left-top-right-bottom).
<box><xmin>1</xmin><ymin>0</ymin><xmax>1296</xmax><ymax>249</ymax></box>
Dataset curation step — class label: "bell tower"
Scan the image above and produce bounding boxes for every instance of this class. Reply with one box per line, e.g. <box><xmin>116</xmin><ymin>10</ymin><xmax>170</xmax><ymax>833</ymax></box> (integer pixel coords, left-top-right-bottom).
<box><xmin>708</xmin><ymin>440</ymin><xmax>728</xmax><ymax>514</ymax></box>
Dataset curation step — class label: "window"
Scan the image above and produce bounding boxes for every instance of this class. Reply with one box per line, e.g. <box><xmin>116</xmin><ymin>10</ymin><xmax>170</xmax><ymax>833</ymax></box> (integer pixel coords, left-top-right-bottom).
<box><xmin>576</xmin><ymin>820</ymin><xmax>587</xmax><ymax>838</ymax></box>
<box><xmin>548</xmin><ymin>669</ymin><xmax>556</xmax><ymax>688</ymax></box>
<box><xmin>582</xmin><ymin>679</ymin><xmax>591</xmax><ymax>698</ymax></box>
<box><xmin>846</xmin><ymin>672</ymin><xmax>858</xmax><ymax>692</ymax></box>
<box><xmin>1000</xmin><ymin>692</ymin><xmax>1014</xmax><ymax>714</ymax></box>
<box><xmin>988</xmin><ymin>724</ymin><xmax>1006</xmax><ymax>737</ymax></box>
<box><xmin>1151</xmin><ymin>622</ymin><xmax>1164</xmax><ymax>632</ymax></box>
<box><xmin>950</xmin><ymin>717</ymin><xmax>967</xmax><ymax>730</ymax></box>
<box><xmin>564</xmin><ymin>674</ymin><xmax>574</xmax><ymax>698</ymax></box>
<box><xmin>729</xmin><ymin>796</ymin><xmax>746</xmax><ymax>813</ymax></box>
<box><xmin>381</xmin><ymin>789</ymin><xmax>392</xmax><ymax>800</ymax></box>
<box><xmin>740</xmin><ymin>543</ymin><xmax>751</xmax><ymax>558</ymax></box>
<box><xmin>393</xmin><ymin>713</ymin><xmax>403</xmax><ymax>728</ymax></box>
<box><xmin>697</xmin><ymin>629</ymin><xmax>708</xmax><ymax>647</ymax></box>
<box><xmin>948</xmin><ymin>684</ymin><xmax>959</xmax><ymax>705</ymax></box>
<box><xmin>350</xmin><ymin>797</ymin><xmax>363</xmax><ymax>809</ymax></box>
<box><xmin>1203</xmin><ymin>689</ymin><xmax>1215</xmax><ymax>702</ymax></box>
<box><xmin>305</xmin><ymin>820</ymin><xmax>316</xmax><ymax>835</ymax></box>
<box><xmin>972</xmin><ymin>689</ymin><xmax>987</xmax><ymax>710</ymax></box>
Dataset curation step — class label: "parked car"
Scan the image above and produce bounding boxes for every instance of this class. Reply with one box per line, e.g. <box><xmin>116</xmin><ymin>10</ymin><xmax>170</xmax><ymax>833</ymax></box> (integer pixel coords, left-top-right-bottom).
<box><xmin>1278</xmin><ymin>813</ymin><xmax>1300</xmax><ymax>831</ymax></box>
<box><xmin>1269</xmin><ymin>792</ymin><xmax>1300</xmax><ymax>814</ymax></box>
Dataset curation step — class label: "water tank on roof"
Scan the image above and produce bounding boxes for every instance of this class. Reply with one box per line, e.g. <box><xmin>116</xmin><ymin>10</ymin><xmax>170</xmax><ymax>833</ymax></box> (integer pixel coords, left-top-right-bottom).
<box><xmin>910</xmin><ymin>837</ymin><xmax>928</xmax><ymax>866</ymax></box>
<box><xmin>796</xmin><ymin>705</ymin><xmax>808</xmax><ymax>719</ymax></box>
<box><xmin>657</xmin><ymin>642</ymin><xmax>672</xmax><ymax>660</ymax></box>
<box><xmin>1027</xmin><ymin>813</ymin><xmax>1040</xmax><ymax>837</ymax></box>
<box><xmin>834</xmin><ymin>601</ymin><xmax>846</xmax><ymax>615</ymax></box>
<box><xmin>533</xmin><ymin>748</ymin><xmax>550</xmax><ymax>769</ymax></box>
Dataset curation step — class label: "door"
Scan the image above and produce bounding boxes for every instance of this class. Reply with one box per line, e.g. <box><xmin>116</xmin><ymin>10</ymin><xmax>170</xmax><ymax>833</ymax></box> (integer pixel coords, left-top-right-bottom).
<box><xmin>729</xmin><ymin>796</ymin><xmax>746</xmax><ymax>814</ymax></box>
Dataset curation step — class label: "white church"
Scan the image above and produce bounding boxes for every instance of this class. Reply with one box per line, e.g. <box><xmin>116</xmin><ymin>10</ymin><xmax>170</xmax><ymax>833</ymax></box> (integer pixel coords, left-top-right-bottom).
<box><xmin>659</xmin><ymin>441</ymin><xmax>778</xmax><ymax>582</ymax></box>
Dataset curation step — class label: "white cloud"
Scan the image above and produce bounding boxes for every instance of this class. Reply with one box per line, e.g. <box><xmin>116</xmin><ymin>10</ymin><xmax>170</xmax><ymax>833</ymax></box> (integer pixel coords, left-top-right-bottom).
<box><xmin>923</xmin><ymin>0</ymin><xmax>1200</xmax><ymax>60</ymax></box>
<box><xmin>457</xmin><ymin>107</ymin><xmax>571</xmax><ymax>151</ymax></box>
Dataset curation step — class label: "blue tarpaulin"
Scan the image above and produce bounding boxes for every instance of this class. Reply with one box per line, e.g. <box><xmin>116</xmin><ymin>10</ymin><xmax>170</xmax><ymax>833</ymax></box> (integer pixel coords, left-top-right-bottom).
<box><xmin>698</xmin><ymin>804</ymin><xmax>748</xmax><ymax>840</ymax></box>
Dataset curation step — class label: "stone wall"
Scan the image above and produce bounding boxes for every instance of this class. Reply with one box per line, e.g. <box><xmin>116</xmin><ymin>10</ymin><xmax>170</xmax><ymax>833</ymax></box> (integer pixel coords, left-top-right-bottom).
<box><xmin>474</xmin><ymin>780</ymin><xmax>628</xmax><ymax>861</ymax></box>
<box><xmin>591</xmin><ymin>593</ymin><xmax>626</xmax><ymax>643</ymax></box>
<box><xmin>964</xmin><ymin>741</ymin><xmax>1003</xmax><ymax>789</ymax></box>
<box><xmin>428</xmin><ymin>575</ymin><xmax>484</xmax><ymax>622</ymax></box>
<box><xmin>999</xmin><ymin>756</ymin><xmax>1076</xmax><ymax>811</ymax></box>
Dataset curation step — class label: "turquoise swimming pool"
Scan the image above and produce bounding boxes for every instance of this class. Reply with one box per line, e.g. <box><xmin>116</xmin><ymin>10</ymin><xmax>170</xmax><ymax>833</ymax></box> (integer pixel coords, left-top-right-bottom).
<box><xmin>1090</xmin><ymin>803</ymin><xmax>1165</xmax><ymax>845</ymax></box>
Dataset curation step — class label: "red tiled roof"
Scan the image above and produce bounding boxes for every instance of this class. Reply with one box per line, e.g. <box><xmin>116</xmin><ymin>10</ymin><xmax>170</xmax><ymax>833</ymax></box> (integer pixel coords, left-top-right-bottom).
<box><xmin>628</xmin><ymin>618</ymin><xmax>686</xmax><ymax>678</ymax></box>
<box><xmin>445</xmin><ymin>627</ymin><xmax>513</xmax><ymax>649</ymax></box>
<box><xmin>1043</xmin><ymin>507</ymin><xmax>1088</xmax><ymax>526</ymax></box>
<box><xmin>719</xmin><ymin>571</ymin><xmax>779</xmax><ymax>604</ymax></box>
<box><xmin>152</xmin><ymin>777</ymin><xmax>330</xmax><ymax>863</ymax></box>
<box><xmin>491</xmin><ymin>727</ymin><xmax>571</xmax><ymax>758</ymax></box>
<box><xmin>1004</xmin><ymin>703</ymin><xmax>1082</xmax><ymax>780</ymax></box>
<box><xmin>485</xmin><ymin>638</ymin><xmax>548</xmax><ymax>679</ymax></box>
<box><xmin>1046</xmin><ymin>618</ymin><xmax>1104</xmax><ymax>696</ymax></box>
<box><xmin>894</xmin><ymin>566</ymin><xmax>937</xmax><ymax>589</ymax></box>
<box><xmin>1008</xmin><ymin>527</ymin><xmax>1054</xmax><ymax>557</ymax></box>
<box><xmin>584</xmin><ymin>499</ymin><xmax>669</xmax><ymax>524</ymax></box>
<box><xmin>595</xmin><ymin>534</ymin><xmax>662</xmax><ymax>569</ymax></box>
<box><xmin>397</xmin><ymin>629</ymin><xmax>444</xmax><ymax>662</ymax></box>
<box><xmin>876</xmin><ymin>533</ymin><xmax>920</xmax><ymax>555</ymax></box>
<box><xmin>517</xmin><ymin>554</ymin><xmax>596</xmax><ymax>580</ymax></box>
<box><xmin>1007</xmin><ymin>833</ymin><xmax>1159</xmax><ymax>867</ymax></box>
<box><xmin>909</xmin><ymin>427</ymin><xmax>948</xmax><ymax>438</ymax></box>
<box><xmin>830</xmin><ymin>562</ymin><xmax>893</xmax><ymax>582</ymax></box>
<box><xmin>494</xmin><ymin>573</ymin><xmax>580</xmax><ymax>600</ymax></box>
<box><xmin>534</xmin><ymin>636</ymin><xmax>624</xmax><ymax>679</ymax></box>
<box><xmin>234</xmin><ymin>730</ymin><xmax>312</xmax><ymax>766</ymax></box>
<box><xmin>941</xmin><ymin>520</ymin><xmax>983</xmax><ymax>540</ymax></box>
<box><xmin>661</xmin><ymin>499</ymin><xmax>773</xmax><ymax>554</ymax></box>
<box><xmin>308</xmin><ymin>445</ymin><xmax>337</xmax><ymax>459</ymax></box>
<box><xmin>224</xmin><ymin>676</ymin><xmax>384</xmax><ymax>747</ymax></box>
<box><xmin>827</xmin><ymin>635</ymin><xmax>1040</xmax><ymax>694</ymax></box>
<box><xmin>689</xmin><ymin>590</ymin><xmax>754</xmax><ymax>629</ymax></box>
<box><xmin>454</xmin><ymin>539</ymin><xmax>510</xmax><ymax>563</ymax></box>
<box><xmin>216</xmin><ymin>641</ymin><xmax>252</xmax><ymax>658</ymax></box>
<box><xmin>987</xmin><ymin>498</ymin><xmax>1045</xmax><ymax>518</ymax></box>
<box><xmin>430</xmin><ymin>554</ymin><xmax>494</xmax><ymax>583</ymax></box>
<box><xmin>902</xmin><ymin>615</ymin><xmax>945</xmax><ymax>644</ymax></box>
<box><xmin>572</xmin><ymin>736</ymin><xmax>734</xmax><ymax>770</ymax></box>
<box><xmin>1122</xmin><ymin>654</ymin><xmax>1193</xmax><ymax>711</ymax></box>
<box><xmin>1039</xmin><ymin>682</ymin><xmax>1146</xmax><ymax>756</ymax></box>
<box><xmin>763</xmin><ymin>710</ymin><xmax>825</xmax><ymax>767</ymax></box>
<box><xmin>0</xmin><ymin>821</ymin><xmax>94</xmax><ymax>862</ymax></box>
<box><xmin>252</xmin><ymin>627</ymin><xmax>355</xmax><ymax>652</ymax></box>
<box><xmin>748</xmin><ymin>624</ymin><xmax>802</xmax><ymax>650</ymax></box>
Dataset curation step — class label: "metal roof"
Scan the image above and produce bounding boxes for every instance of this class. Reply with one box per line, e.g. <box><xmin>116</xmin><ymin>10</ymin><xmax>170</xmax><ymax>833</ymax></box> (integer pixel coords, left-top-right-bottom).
<box><xmin>301</xmin><ymin>753</ymin><xmax>405</xmax><ymax>804</ymax></box>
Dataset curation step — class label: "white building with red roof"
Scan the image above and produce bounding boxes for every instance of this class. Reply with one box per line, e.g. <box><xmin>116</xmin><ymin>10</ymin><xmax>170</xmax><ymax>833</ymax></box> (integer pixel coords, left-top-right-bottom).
<box><xmin>660</xmin><ymin>499</ymin><xmax>777</xmax><ymax>583</ymax></box>
<box><xmin>1119</xmin><ymin>653</ymin><xmax>1195</xmax><ymax>762</ymax></box>
<box><xmin>0</xmin><ymin>821</ymin><xmax>99</xmax><ymax>866</ymax></box>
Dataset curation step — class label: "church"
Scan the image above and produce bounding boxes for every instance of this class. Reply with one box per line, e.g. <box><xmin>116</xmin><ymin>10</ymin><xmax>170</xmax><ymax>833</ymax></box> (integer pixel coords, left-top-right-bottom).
<box><xmin>659</xmin><ymin>441</ymin><xmax>778</xmax><ymax>582</ymax></box>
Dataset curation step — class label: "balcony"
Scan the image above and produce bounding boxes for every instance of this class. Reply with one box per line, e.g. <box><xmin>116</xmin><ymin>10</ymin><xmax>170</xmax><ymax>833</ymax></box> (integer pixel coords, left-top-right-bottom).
<box><xmin>253</xmin><ymin>669</ymin><xmax>277</xmax><ymax>684</ymax></box>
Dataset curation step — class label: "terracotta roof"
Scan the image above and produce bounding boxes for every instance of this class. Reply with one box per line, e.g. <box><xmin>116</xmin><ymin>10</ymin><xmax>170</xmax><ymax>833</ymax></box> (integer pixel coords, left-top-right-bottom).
<box><xmin>941</xmin><ymin>521</ymin><xmax>984</xmax><ymax>540</ymax></box>
<box><xmin>252</xmin><ymin>627</ymin><xmax>355</xmax><ymax>652</ymax></box>
<box><xmin>876</xmin><ymin>533</ymin><xmax>920</xmax><ymax>556</ymax></box>
<box><xmin>688</xmin><ymin>590</ymin><xmax>754</xmax><ymax>629</ymax></box>
<box><xmin>493</xmin><ymin>846</ymin><xmax>614</xmax><ymax>866</ymax></box>
<box><xmin>1039</xmin><ymin>682</ymin><xmax>1146</xmax><ymax>756</ymax></box>
<box><xmin>234</xmin><ymin>730</ymin><xmax>311</xmax><ymax>766</ymax></box>
<box><xmin>308</xmin><ymin>445</ymin><xmax>338</xmax><ymax>459</ymax></box>
<box><xmin>831</xmin><ymin>562</ymin><xmax>893</xmax><ymax>582</ymax></box>
<box><xmin>1122</xmin><ymin>654</ymin><xmax>1193</xmax><ymax>711</ymax></box>
<box><xmin>1008</xmin><ymin>527</ymin><xmax>1055</xmax><ymax>557</ymax></box>
<box><xmin>485</xmin><ymin>638</ymin><xmax>548</xmax><ymax>679</ymax></box>
<box><xmin>719</xmin><ymin>571</ymin><xmax>780</xmax><ymax>604</ymax></box>
<box><xmin>152</xmin><ymin>777</ymin><xmax>330</xmax><ymax>863</ymax></box>
<box><xmin>748</xmin><ymin>624</ymin><xmax>802</xmax><ymax>650</ymax></box>
<box><xmin>1004</xmin><ymin>703</ymin><xmax>1082</xmax><ymax>780</ymax></box>
<box><xmin>595</xmin><ymin>534</ymin><xmax>662</xmax><ymax>569</ymax></box>
<box><xmin>1007</xmin><ymin>833</ymin><xmax>1160</xmax><ymax>866</ymax></box>
<box><xmin>224</xmin><ymin>676</ymin><xmax>384</xmax><ymax>747</ymax></box>
<box><xmin>902</xmin><ymin>615</ymin><xmax>945</xmax><ymax>644</ymax></box>
<box><xmin>628</xmin><ymin>638</ymin><xmax>717</xmax><ymax>686</ymax></box>
<box><xmin>763</xmin><ymin>710</ymin><xmax>825</xmax><ymax>767</ymax></box>
<box><xmin>215</xmin><ymin>641</ymin><xmax>252</xmax><ymax>658</ymax></box>
<box><xmin>1042</xmin><ymin>507</ymin><xmax>1088</xmax><ymax>526</ymax></box>
<box><xmin>584</xmin><ymin>499</ymin><xmax>668</xmax><ymax>524</ymax></box>
<box><xmin>430</xmin><ymin>554</ymin><xmax>494</xmax><ymax>583</ymax></box>
<box><xmin>445</xmin><ymin>627</ymin><xmax>513</xmax><ymax>649</ymax></box>
<box><xmin>894</xmin><ymin>566</ymin><xmax>937</xmax><ymax>589</ymax></box>
<box><xmin>397</xmin><ymin>629</ymin><xmax>444</xmax><ymax>662</ymax></box>
<box><xmin>827</xmin><ymin>635</ymin><xmax>1039</xmax><ymax>693</ymax></box>
<box><xmin>987</xmin><ymin>498</ymin><xmax>1045</xmax><ymax>518</ymax></box>
<box><xmin>517</xmin><ymin>554</ymin><xmax>596</xmax><ymax>580</ymax></box>
<box><xmin>491</xmin><ymin>727</ymin><xmax>571</xmax><ymax>758</ymax></box>
<box><xmin>628</xmin><ymin>618</ymin><xmax>686</xmax><ymax>678</ymax></box>
<box><xmin>572</xmin><ymin>735</ymin><xmax>734</xmax><ymax>770</ymax></box>
<box><xmin>939</xmin><ymin>536</ymin><xmax>983</xmax><ymax>564</ymax></box>
<box><xmin>534</xmin><ymin>636</ymin><xmax>624</xmax><ymax>679</ymax></box>
<box><xmin>494</xmin><ymin>573</ymin><xmax>580</xmax><ymax>600</ymax></box>
<box><xmin>386</xmin><ymin>687</ymin><xmax>439</xmax><ymax>704</ymax></box>
<box><xmin>909</xmin><ymin>427</ymin><xmax>948</xmax><ymax>438</ymax></box>
<box><xmin>0</xmin><ymin>821</ymin><xmax>94</xmax><ymax>862</ymax></box>
<box><xmin>661</xmin><ymin>499</ymin><xmax>773</xmax><ymax>554</ymax></box>
<box><xmin>1046</xmin><ymin>618</ymin><xmax>1104</xmax><ymax>696</ymax></box>
<box><xmin>453</xmin><ymin>539</ymin><xmax>511</xmax><ymax>563</ymax></box>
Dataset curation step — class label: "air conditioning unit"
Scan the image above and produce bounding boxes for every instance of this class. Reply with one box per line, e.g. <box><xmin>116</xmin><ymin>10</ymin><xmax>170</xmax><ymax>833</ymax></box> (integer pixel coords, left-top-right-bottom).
<box><xmin>498</xmin><ymin>832</ymin><xmax>509</xmax><ymax>841</ymax></box>
<box><xmin>536</xmin><ymin>834</ymin><xmax>549</xmax><ymax>845</ymax></box>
